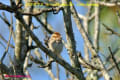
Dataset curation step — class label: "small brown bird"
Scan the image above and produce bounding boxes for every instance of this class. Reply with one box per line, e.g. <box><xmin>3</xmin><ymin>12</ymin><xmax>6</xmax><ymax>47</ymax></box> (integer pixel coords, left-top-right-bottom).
<box><xmin>48</xmin><ymin>32</ymin><xmax>63</xmax><ymax>69</ymax></box>
<box><xmin>48</xmin><ymin>32</ymin><xmax>63</xmax><ymax>57</ymax></box>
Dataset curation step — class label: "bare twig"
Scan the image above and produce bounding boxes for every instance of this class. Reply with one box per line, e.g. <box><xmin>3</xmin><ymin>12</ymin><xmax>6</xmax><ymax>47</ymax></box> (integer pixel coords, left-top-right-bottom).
<box><xmin>0</xmin><ymin>27</ymin><xmax>12</xmax><ymax>62</ymax></box>
<box><xmin>0</xmin><ymin>13</ymin><xmax>10</xmax><ymax>26</ymax></box>
<box><xmin>29</xmin><ymin>1</ymin><xmax>59</xmax><ymax>7</ymax></box>
<box><xmin>30</xmin><ymin>54</ymin><xmax>54</xmax><ymax>68</ymax></box>
<box><xmin>0</xmin><ymin>25</ymin><xmax>12</xmax><ymax>79</ymax></box>
<box><xmin>34</xmin><ymin>49</ymin><xmax>43</xmax><ymax>60</ymax></box>
<box><xmin>0</xmin><ymin>2</ymin><xmax>63</xmax><ymax>16</ymax></box>
<box><xmin>107</xmin><ymin>58</ymin><xmax>120</xmax><ymax>71</ymax></box>
<box><xmin>108</xmin><ymin>47</ymin><xmax>120</xmax><ymax>75</ymax></box>
<box><xmin>77</xmin><ymin>52</ymin><xmax>101</xmax><ymax>71</ymax></box>
<box><xmin>102</xmin><ymin>23</ymin><xmax>120</xmax><ymax>37</ymax></box>
<box><xmin>116</xmin><ymin>11</ymin><xmax>120</xmax><ymax>25</ymax></box>
<box><xmin>0</xmin><ymin>34</ymin><xmax>14</xmax><ymax>48</ymax></box>
<box><xmin>38</xmin><ymin>60</ymin><xmax>54</xmax><ymax>68</ymax></box>
<box><xmin>35</xmin><ymin>16</ymin><xmax>54</xmax><ymax>34</ymax></box>
<box><xmin>30</xmin><ymin>49</ymin><xmax>55</xmax><ymax>68</ymax></box>
<box><xmin>62</xmin><ymin>0</ymin><xmax>84</xmax><ymax>79</ymax></box>
<box><xmin>30</xmin><ymin>55</ymin><xmax>44</xmax><ymax>65</ymax></box>
<box><xmin>0</xmin><ymin>12</ymin><xmax>15</xmax><ymax>42</ymax></box>
<box><xmin>22</xmin><ymin>6</ymin><xmax>63</xmax><ymax>16</ymax></box>
<box><xmin>88</xmin><ymin>13</ymin><xmax>95</xmax><ymax>20</ymax></box>
<box><xmin>0</xmin><ymin>41</ymin><xmax>6</xmax><ymax>48</ymax></box>
<box><xmin>98</xmin><ymin>1</ymin><xmax>120</xmax><ymax>7</ymax></box>
<box><xmin>99</xmin><ymin>57</ymin><xmax>120</xmax><ymax>78</ymax></box>
<box><xmin>78</xmin><ymin>14</ymin><xmax>86</xmax><ymax>20</ymax></box>
<box><xmin>10</xmin><ymin>13</ymin><xmax>15</xmax><ymax>41</ymax></box>
<box><xmin>106</xmin><ymin>47</ymin><xmax>120</xmax><ymax>61</ymax></box>
<box><xmin>94</xmin><ymin>1</ymin><xmax>100</xmax><ymax>52</ymax></box>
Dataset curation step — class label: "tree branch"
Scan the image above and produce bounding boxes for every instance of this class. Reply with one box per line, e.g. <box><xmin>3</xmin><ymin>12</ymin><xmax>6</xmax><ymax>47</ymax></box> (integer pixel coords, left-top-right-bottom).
<box><xmin>93</xmin><ymin>3</ymin><xmax>100</xmax><ymax>52</ymax></box>
<box><xmin>108</xmin><ymin>47</ymin><xmax>120</xmax><ymax>75</ymax></box>
<box><xmin>102</xmin><ymin>23</ymin><xmax>120</xmax><ymax>37</ymax></box>
<box><xmin>98</xmin><ymin>1</ymin><xmax>120</xmax><ymax>7</ymax></box>
<box><xmin>77</xmin><ymin>52</ymin><xmax>101</xmax><ymax>71</ymax></box>
<box><xmin>22</xmin><ymin>6</ymin><xmax>63</xmax><ymax>16</ymax></box>
<box><xmin>0</xmin><ymin>34</ymin><xmax>14</xmax><ymax>48</ymax></box>
<box><xmin>0</xmin><ymin>2</ymin><xmax>63</xmax><ymax>16</ymax></box>
<box><xmin>0</xmin><ymin>27</ymin><xmax>12</xmax><ymax>62</ymax></box>
<box><xmin>62</xmin><ymin>0</ymin><xmax>84</xmax><ymax>79</ymax></box>
<box><xmin>0</xmin><ymin>13</ymin><xmax>15</xmax><ymax>44</ymax></box>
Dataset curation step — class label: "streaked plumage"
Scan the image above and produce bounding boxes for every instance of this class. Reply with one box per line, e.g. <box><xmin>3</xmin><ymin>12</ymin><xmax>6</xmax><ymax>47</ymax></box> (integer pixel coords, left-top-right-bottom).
<box><xmin>48</xmin><ymin>32</ymin><xmax>63</xmax><ymax>56</ymax></box>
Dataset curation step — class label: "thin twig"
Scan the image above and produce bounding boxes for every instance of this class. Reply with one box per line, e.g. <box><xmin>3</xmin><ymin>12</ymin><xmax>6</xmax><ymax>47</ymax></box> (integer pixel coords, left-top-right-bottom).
<box><xmin>30</xmin><ymin>55</ymin><xmax>54</xmax><ymax>68</ymax></box>
<box><xmin>29</xmin><ymin>1</ymin><xmax>59</xmax><ymax>7</ymax></box>
<box><xmin>102</xmin><ymin>23</ymin><xmax>120</xmax><ymax>37</ymax></box>
<box><xmin>108</xmin><ymin>47</ymin><xmax>120</xmax><ymax>75</ymax></box>
<box><xmin>0</xmin><ymin>12</ymin><xmax>15</xmax><ymax>42</ymax></box>
<box><xmin>116</xmin><ymin>11</ymin><xmax>120</xmax><ymax>25</ymax></box>
<box><xmin>10</xmin><ymin>13</ymin><xmax>15</xmax><ymax>41</ymax></box>
<box><xmin>22</xmin><ymin>6</ymin><xmax>63</xmax><ymax>16</ymax></box>
<box><xmin>106</xmin><ymin>47</ymin><xmax>120</xmax><ymax>61</ymax></box>
<box><xmin>35</xmin><ymin>16</ymin><xmax>54</xmax><ymax>34</ymax></box>
<box><xmin>107</xmin><ymin>58</ymin><xmax>120</xmax><ymax>71</ymax></box>
<box><xmin>38</xmin><ymin>60</ymin><xmax>54</xmax><ymax>68</ymax></box>
<box><xmin>77</xmin><ymin>52</ymin><xmax>101</xmax><ymax>71</ymax></box>
<box><xmin>0</xmin><ymin>27</ymin><xmax>12</xmax><ymax>62</ymax></box>
<box><xmin>0</xmin><ymin>34</ymin><xmax>14</xmax><ymax>48</ymax></box>
<box><xmin>88</xmin><ymin>13</ymin><xmax>95</xmax><ymax>20</ymax></box>
<box><xmin>0</xmin><ymin>2</ymin><xmax>63</xmax><ymax>16</ymax></box>
<box><xmin>0</xmin><ymin>41</ymin><xmax>6</xmax><ymax>48</ymax></box>
<box><xmin>0</xmin><ymin>13</ymin><xmax>10</xmax><ymax>26</ymax></box>
<box><xmin>98</xmin><ymin>1</ymin><xmax>120</xmax><ymax>7</ymax></box>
